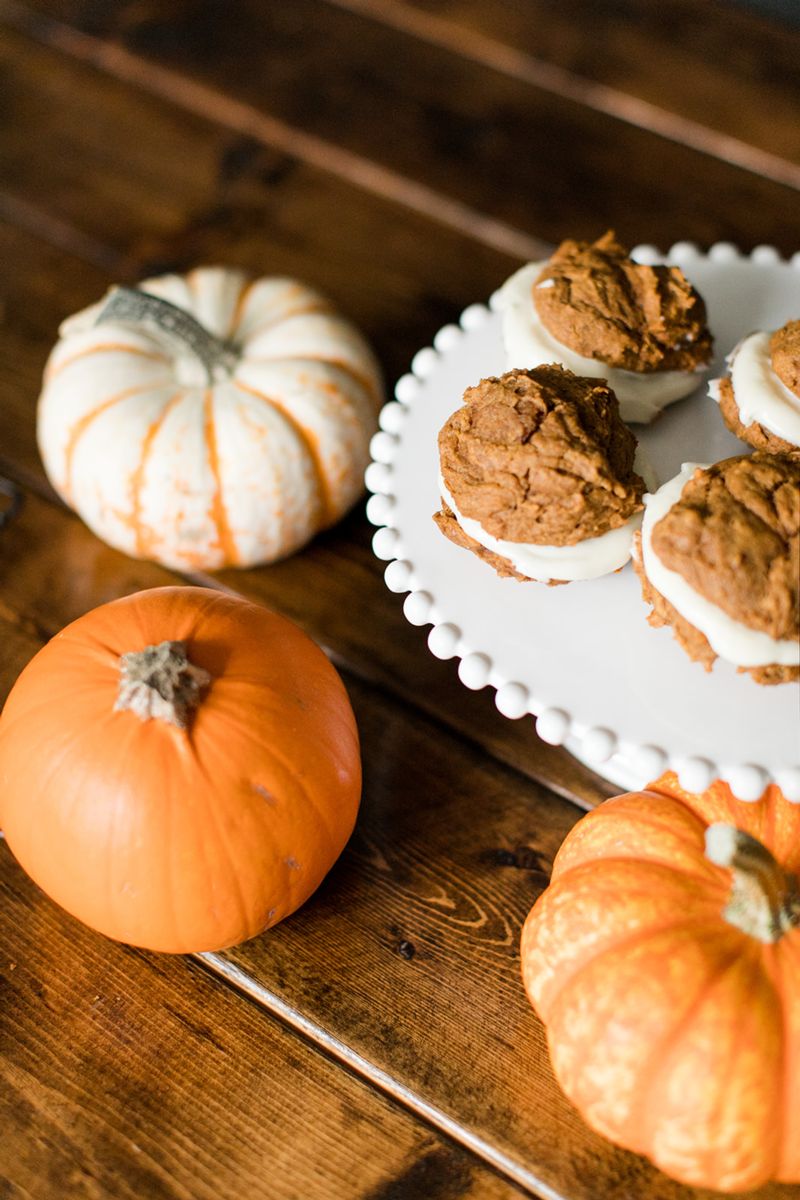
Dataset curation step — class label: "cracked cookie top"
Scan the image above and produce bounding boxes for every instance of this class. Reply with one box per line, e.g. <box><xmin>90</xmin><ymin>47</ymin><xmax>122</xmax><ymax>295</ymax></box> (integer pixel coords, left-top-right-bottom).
<box><xmin>650</xmin><ymin>453</ymin><xmax>800</xmax><ymax>641</ymax></box>
<box><xmin>438</xmin><ymin>365</ymin><xmax>645</xmax><ymax>547</ymax></box>
<box><xmin>533</xmin><ymin>231</ymin><xmax>713</xmax><ymax>373</ymax></box>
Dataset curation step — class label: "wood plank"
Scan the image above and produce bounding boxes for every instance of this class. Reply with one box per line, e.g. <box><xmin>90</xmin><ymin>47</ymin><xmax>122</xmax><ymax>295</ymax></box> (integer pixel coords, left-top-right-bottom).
<box><xmin>0</xmin><ymin>2</ymin><xmax>541</xmax><ymax>263</ymax></box>
<box><xmin>0</xmin><ymin>23</ymin><xmax>529</xmax><ymax>374</ymax></box>
<box><xmin>330</xmin><ymin>0</ymin><xmax>800</xmax><ymax>180</ymax></box>
<box><xmin>6</xmin><ymin>0</ymin><xmax>800</xmax><ymax>254</ymax></box>
<box><xmin>0</xmin><ymin>785</ymin><xmax>520</xmax><ymax>1200</ymax></box>
<box><xmin>1</xmin><ymin>495</ymin><xmax>796</xmax><ymax>1199</ymax></box>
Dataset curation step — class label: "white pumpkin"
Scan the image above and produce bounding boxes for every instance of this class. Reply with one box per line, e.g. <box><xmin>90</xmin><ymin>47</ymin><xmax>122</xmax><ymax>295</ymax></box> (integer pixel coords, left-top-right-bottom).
<box><xmin>37</xmin><ymin>267</ymin><xmax>383</xmax><ymax>570</ymax></box>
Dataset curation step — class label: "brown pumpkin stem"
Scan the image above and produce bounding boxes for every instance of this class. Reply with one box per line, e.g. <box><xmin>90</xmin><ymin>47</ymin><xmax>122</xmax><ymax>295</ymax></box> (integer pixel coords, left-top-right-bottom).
<box><xmin>96</xmin><ymin>287</ymin><xmax>238</xmax><ymax>383</ymax></box>
<box><xmin>115</xmin><ymin>641</ymin><xmax>211</xmax><ymax>729</ymax></box>
<box><xmin>705</xmin><ymin>823</ymin><xmax>800</xmax><ymax>944</ymax></box>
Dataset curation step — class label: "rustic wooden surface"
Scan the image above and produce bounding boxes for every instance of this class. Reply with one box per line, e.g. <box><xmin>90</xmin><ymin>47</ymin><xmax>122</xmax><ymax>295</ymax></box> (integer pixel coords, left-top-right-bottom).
<box><xmin>0</xmin><ymin>2</ymin><xmax>798</xmax><ymax>1197</ymax></box>
<box><xmin>0</xmin><ymin>761</ymin><xmax>521</xmax><ymax>1200</ymax></box>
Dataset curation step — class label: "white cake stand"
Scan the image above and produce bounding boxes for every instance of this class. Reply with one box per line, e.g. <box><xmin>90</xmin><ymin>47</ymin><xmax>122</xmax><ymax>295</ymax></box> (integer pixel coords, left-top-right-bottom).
<box><xmin>365</xmin><ymin>243</ymin><xmax>800</xmax><ymax>803</ymax></box>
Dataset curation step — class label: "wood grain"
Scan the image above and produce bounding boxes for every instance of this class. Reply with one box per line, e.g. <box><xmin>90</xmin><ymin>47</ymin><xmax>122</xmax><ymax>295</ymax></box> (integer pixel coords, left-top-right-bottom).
<box><xmin>0</xmin><ymin>775</ymin><xmax>521</xmax><ymax>1199</ymax></box>
<box><xmin>6</xmin><ymin>0</ymin><xmax>800</xmax><ymax>254</ymax></box>
<box><xmin>1</xmin><ymin>486</ymin><xmax>797</xmax><ymax>1200</ymax></box>
<box><xmin>0</xmin><ymin>24</ymin><xmax>526</xmax><ymax>373</ymax></box>
<box><xmin>332</xmin><ymin>0</ymin><xmax>800</xmax><ymax>177</ymax></box>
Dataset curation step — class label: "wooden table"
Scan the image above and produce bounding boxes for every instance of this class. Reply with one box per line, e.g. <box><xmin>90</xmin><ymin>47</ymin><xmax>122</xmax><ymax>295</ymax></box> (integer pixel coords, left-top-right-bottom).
<box><xmin>0</xmin><ymin>3</ymin><xmax>798</xmax><ymax>1196</ymax></box>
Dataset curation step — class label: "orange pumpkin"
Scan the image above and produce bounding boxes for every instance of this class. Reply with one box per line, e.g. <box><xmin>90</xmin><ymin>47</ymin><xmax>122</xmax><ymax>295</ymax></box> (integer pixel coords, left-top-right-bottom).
<box><xmin>520</xmin><ymin>772</ymin><xmax>800</xmax><ymax>1192</ymax></box>
<box><xmin>0</xmin><ymin>587</ymin><xmax>361</xmax><ymax>953</ymax></box>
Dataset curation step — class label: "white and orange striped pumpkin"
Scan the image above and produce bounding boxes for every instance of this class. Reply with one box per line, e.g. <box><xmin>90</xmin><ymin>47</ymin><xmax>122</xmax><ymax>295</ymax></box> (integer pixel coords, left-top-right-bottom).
<box><xmin>37</xmin><ymin>267</ymin><xmax>383</xmax><ymax>570</ymax></box>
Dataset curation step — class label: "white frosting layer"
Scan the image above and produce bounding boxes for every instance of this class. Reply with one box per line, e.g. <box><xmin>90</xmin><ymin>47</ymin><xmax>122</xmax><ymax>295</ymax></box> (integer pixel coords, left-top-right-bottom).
<box><xmin>711</xmin><ymin>329</ymin><xmax>800</xmax><ymax>447</ymax></box>
<box><xmin>497</xmin><ymin>263</ymin><xmax>703</xmax><ymax>425</ymax></box>
<box><xmin>440</xmin><ymin>476</ymin><xmax>642</xmax><ymax>583</ymax></box>
<box><xmin>641</xmin><ymin>464</ymin><xmax>800</xmax><ymax>668</ymax></box>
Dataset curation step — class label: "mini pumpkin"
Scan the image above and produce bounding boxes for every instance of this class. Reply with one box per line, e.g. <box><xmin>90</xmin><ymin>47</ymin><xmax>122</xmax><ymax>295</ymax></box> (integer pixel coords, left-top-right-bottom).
<box><xmin>37</xmin><ymin>268</ymin><xmax>383</xmax><ymax>570</ymax></box>
<box><xmin>520</xmin><ymin>773</ymin><xmax>800</xmax><ymax>1193</ymax></box>
<box><xmin>0</xmin><ymin>587</ymin><xmax>361</xmax><ymax>953</ymax></box>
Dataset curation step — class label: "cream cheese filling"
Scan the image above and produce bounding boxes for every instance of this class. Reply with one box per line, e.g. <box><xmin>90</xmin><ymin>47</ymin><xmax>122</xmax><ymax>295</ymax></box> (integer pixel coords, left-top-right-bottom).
<box><xmin>640</xmin><ymin>464</ymin><xmax>800</xmax><ymax>667</ymax></box>
<box><xmin>497</xmin><ymin>263</ymin><xmax>704</xmax><ymax>425</ymax></box>
<box><xmin>709</xmin><ymin>330</ymin><xmax>800</xmax><ymax>447</ymax></box>
<box><xmin>440</xmin><ymin>475</ymin><xmax>642</xmax><ymax>583</ymax></box>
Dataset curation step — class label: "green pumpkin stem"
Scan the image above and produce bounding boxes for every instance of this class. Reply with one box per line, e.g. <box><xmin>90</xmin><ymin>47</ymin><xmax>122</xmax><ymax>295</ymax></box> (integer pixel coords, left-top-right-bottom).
<box><xmin>96</xmin><ymin>286</ymin><xmax>238</xmax><ymax>383</ymax></box>
<box><xmin>115</xmin><ymin>641</ymin><xmax>211</xmax><ymax>729</ymax></box>
<box><xmin>705</xmin><ymin>823</ymin><xmax>800</xmax><ymax>944</ymax></box>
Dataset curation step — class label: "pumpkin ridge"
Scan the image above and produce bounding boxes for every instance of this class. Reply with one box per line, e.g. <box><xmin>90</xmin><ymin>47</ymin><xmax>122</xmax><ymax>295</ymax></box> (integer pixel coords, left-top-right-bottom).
<box><xmin>542</xmin><ymin>926</ymin><xmax>747</xmax><ymax>1153</ymax></box>
<box><xmin>532</xmin><ymin>912</ymin><xmax>731</xmax><ymax>1022</ymax></box>
<box><xmin>226</xmin><ymin>277</ymin><xmax>258</xmax><ymax>338</ymax></box>
<box><xmin>766</xmin><ymin>947</ymin><xmax>789</xmax><ymax>1184</ymax></box>
<box><xmin>204</xmin><ymin>683</ymin><xmax>357</xmax><ymax>856</ymax></box>
<box><xmin>244</xmin><ymin>732</ymin><xmax>341</xmax><ymax>857</ymax></box>
<box><xmin>104</xmin><ymin>721</ymin><xmax>140</xmax><ymax>948</ymax></box>
<box><xmin>61</xmin><ymin>382</ymin><xmax>171</xmax><ymax>503</ymax></box>
<box><xmin>554</xmin><ymin>812</ymin><xmax>712</xmax><ymax>878</ymax></box>
<box><xmin>203</xmin><ymin>390</ymin><xmax>239</xmax><ymax>566</ymax></box>
<box><xmin>327</xmin><ymin>358</ymin><xmax>380</xmax><ymax>407</ymax></box>
<box><xmin>237</xmin><ymin>301</ymin><xmax>332</xmax><ymax>343</ymax></box>
<box><xmin>188</xmin><ymin>736</ymin><xmax>255</xmax><ymax>945</ymax></box>
<box><xmin>129</xmin><ymin>713</ymin><xmax>188</xmax><ymax>953</ymax></box>
<box><xmin>234</xmin><ymin>380</ymin><xmax>331</xmax><ymax>526</ymax></box>
<box><xmin>0</xmin><ymin>666</ymin><xmax>113</xmax><ymax>737</ymax></box>
<box><xmin>44</xmin><ymin>343</ymin><xmax>170</xmax><ymax>383</ymax></box>
<box><xmin>253</xmin><ymin>355</ymin><xmax>380</xmax><ymax>409</ymax></box>
<box><xmin>251</xmin><ymin>361</ymin><xmax>375</xmax><ymax>471</ymax></box>
<box><xmin>590</xmin><ymin>800</ymin><xmax>705</xmax><ymax>839</ymax></box>
<box><xmin>589</xmin><ymin>793</ymin><xmax>709</xmax><ymax>839</ymax></box>
<box><xmin>706</xmin><ymin>952</ymin><xmax>781</xmax><ymax>1190</ymax></box>
<box><xmin>130</xmin><ymin>389</ymin><xmax>186</xmax><ymax>559</ymax></box>
<box><xmin>554</xmin><ymin>853</ymin><xmax>730</xmax><ymax>898</ymax></box>
<box><xmin>310</xmin><ymin>357</ymin><xmax>381</xmax><ymax>419</ymax></box>
<box><xmin>774</xmin><ymin>936</ymin><xmax>800</xmax><ymax>1178</ymax></box>
<box><xmin>5</xmin><ymin>720</ymin><xmax>85</xmax><ymax>874</ymax></box>
<box><xmin>636</xmin><ymin>942</ymin><xmax>764</xmax><ymax>1169</ymax></box>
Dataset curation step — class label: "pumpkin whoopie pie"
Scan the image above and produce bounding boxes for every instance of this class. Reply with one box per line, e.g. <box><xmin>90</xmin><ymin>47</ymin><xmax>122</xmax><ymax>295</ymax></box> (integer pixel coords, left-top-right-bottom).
<box><xmin>496</xmin><ymin>231</ymin><xmax>713</xmax><ymax>424</ymax></box>
<box><xmin>434</xmin><ymin>365</ymin><xmax>646</xmax><ymax>584</ymax></box>
<box><xmin>634</xmin><ymin>453</ymin><xmax>800</xmax><ymax>684</ymax></box>
<box><xmin>710</xmin><ymin>319</ymin><xmax>800</xmax><ymax>455</ymax></box>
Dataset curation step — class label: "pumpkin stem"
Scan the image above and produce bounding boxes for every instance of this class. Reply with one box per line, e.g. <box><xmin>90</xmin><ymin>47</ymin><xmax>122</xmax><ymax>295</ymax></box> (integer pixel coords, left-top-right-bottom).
<box><xmin>96</xmin><ymin>287</ymin><xmax>238</xmax><ymax>384</ymax></box>
<box><xmin>115</xmin><ymin>640</ymin><xmax>211</xmax><ymax>729</ymax></box>
<box><xmin>705</xmin><ymin>823</ymin><xmax>800</xmax><ymax>944</ymax></box>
